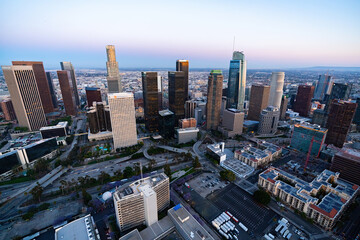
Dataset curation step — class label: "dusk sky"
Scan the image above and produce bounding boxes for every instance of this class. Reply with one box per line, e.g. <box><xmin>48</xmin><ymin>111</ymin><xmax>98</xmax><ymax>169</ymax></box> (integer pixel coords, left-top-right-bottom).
<box><xmin>1</xmin><ymin>0</ymin><xmax>359</xmax><ymax>69</ymax></box>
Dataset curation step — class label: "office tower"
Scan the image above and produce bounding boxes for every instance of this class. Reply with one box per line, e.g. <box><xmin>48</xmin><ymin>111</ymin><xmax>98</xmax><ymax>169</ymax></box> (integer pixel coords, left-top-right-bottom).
<box><xmin>245</xmin><ymin>86</ymin><xmax>251</xmax><ymax>101</ymax></box>
<box><xmin>85</xmin><ymin>87</ymin><xmax>102</xmax><ymax>107</ymax></box>
<box><xmin>168</xmin><ymin>71</ymin><xmax>186</xmax><ymax>122</ymax></box>
<box><xmin>60</xmin><ymin>62</ymin><xmax>80</xmax><ymax>106</ymax></box>
<box><xmin>220</xmin><ymin>96</ymin><xmax>227</xmax><ymax>118</ymax></box>
<box><xmin>206</xmin><ymin>70</ymin><xmax>223</xmax><ymax>130</ymax></box>
<box><xmin>2</xmin><ymin>66</ymin><xmax>47</xmax><ymax>131</ymax></box>
<box><xmin>290</xmin><ymin>123</ymin><xmax>327</xmax><ymax>156</ymax></box>
<box><xmin>226</xmin><ymin>51</ymin><xmax>246</xmax><ymax>110</ymax></box>
<box><xmin>142</xmin><ymin>72</ymin><xmax>160</xmax><ymax>132</ymax></box>
<box><xmin>57</xmin><ymin>70</ymin><xmax>77</xmax><ymax>116</ymax></box>
<box><xmin>325</xmin><ymin>83</ymin><xmax>352</xmax><ymax>112</ymax></box>
<box><xmin>331</xmin><ymin>148</ymin><xmax>360</xmax><ymax>186</ymax></box>
<box><xmin>279</xmin><ymin>95</ymin><xmax>288</xmax><ymax>120</ymax></box>
<box><xmin>354</xmin><ymin>98</ymin><xmax>360</xmax><ymax>125</ymax></box>
<box><xmin>45</xmin><ymin>72</ymin><xmax>58</xmax><ymax>108</ymax></box>
<box><xmin>0</xmin><ymin>99</ymin><xmax>16</xmax><ymax>121</ymax></box>
<box><xmin>312</xmin><ymin>109</ymin><xmax>328</xmax><ymax>127</ymax></box>
<box><xmin>194</xmin><ymin>107</ymin><xmax>203</xmax><ymax>126</ymax></box>
<box><xmin>12</xmin><ymin>61</ymin><xmax>54</xmax><ymax>113</ymax></box>
<box><xmin>314</xmin><ymin>74</ymin><xmax>333</xmax><ymax>101</ymax></box>
<box><xmin>268</xmin><ymin>72</ymin><xmax>285</xmax><ymax>108</ymax></box>
<box><xmin>247</xmin><ymin>85</ymin><xmax>270</xmax><ymax>121</ymax></box>
<box><xmin>179</xmin><ymin>118</ymin><xmax>196</xmax><ymax>128</ymax></box>
<box><xmin>159</xmin><ymin>109</ymin><xmax>175</xmax><ymax>138</ymax></box>
<box><xmin>108</xmin><ymin>93</ymin><xmax>137</xmax><ymax>149</ymax></box>
<box><xmin>176</xmin><ymin>60</ymin><xmax>189</xmax><ymax>100</ymax></box>
<box><xmin>325</xmin><ymin>100</ymin><xmax>357</xmax><ymax>148</ymax></box>
<box><xmin>87</xmin><ymin>102</ymin><xmax>111</xmax><ymax>134</ymax></box>
<box><xmin>157</xmin><ymin>75</ymin><xmax>163</xmax><ymax>110</ymax></box>
<box><xmin>293</xmin><ymin>85</ymin><xmax>315</xmax><ymax>117</ymax></box>
<box><xmin>258</xmin><ymin>106</ymin><xmax>279</xmax><ymax>135</ymax></box>
<box><xmin>106</xmin><ymin>45</ymin><xmax>122</xmax><ymax>93</ymax></box>
<box><xmin>185</xmin><ymin>100</ymin><xmax>197</xmax><ymax>118</ymax></box>
<box><xmin>218</xmin><ymin>109</ymin><xmax>244</xmax><ymax>138</ymax></box>
<box><xmin>113</xmin><ymin>173</ymin><xmax>170</xmax><ymax>231</ymax></box>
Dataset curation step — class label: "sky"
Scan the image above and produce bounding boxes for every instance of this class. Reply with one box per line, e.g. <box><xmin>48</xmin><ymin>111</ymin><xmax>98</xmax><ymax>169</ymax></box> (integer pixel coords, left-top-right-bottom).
<box><xmin>0</xmin><ymin>0</ymin><xmax>359</xmax><ymax>69</ymax></box>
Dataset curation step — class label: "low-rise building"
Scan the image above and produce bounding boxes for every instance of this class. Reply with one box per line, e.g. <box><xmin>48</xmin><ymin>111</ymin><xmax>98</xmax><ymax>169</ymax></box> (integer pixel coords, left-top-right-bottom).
<box><xmin>258</xmin><ymin>167</ymin><xmax>359</xmax><ymax>230</ymax></box>
<box><xmin>206</xmin><ymin>142</ymin><xmax>226</xmax><ymax>163</ymax></box>
<box><xmin>55</xmin><ymin>214</ymin><xmax>100</xmax><ymax>240</ymax></box>
<box><xmin>40</xmin><ymin>121</ymin><xmax>68</xmax><ymax>139</ymax></box>
<box><xmin>220</xmin><ymin>158</ymin><xmax>254</xmax><ymax>178</ymax></box>
<box><xmin>234</xmin><ymin>143</ymin><xmax>281</xmax><ymax>168</ymax></box>
<box><xmin>176</xmin><ymin>128</ymin><xmax>199</xmax><ymax>144</ymax></box>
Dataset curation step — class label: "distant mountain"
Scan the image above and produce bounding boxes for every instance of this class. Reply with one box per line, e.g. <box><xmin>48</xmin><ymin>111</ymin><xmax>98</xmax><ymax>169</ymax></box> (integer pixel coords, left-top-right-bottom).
<box><xmin>301</xmin><ymin>66</ymin><xmax>360</xmax><ymax>72</ymax></box>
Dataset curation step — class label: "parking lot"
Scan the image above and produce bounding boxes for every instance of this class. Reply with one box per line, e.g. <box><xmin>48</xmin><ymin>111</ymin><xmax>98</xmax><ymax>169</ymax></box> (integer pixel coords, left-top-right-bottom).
<box><xmin>187</xmin><ymin>172</ymin><xmax>227</xmax><ymax>198</ymax></box>
<box><xmin>208</xmin><ymin>184</ymin><xmax>278</xmax><ymax>237</ymax></box>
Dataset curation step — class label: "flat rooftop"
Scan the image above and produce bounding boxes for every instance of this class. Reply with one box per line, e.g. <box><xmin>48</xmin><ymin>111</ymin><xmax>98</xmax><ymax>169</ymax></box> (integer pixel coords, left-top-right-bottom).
<box><xmin>220</xmin><ymin>159</ymin><xmax>254</xmax><ymax>178</ymax></box>
<box><xmin>55</xmin><ymin>214</ymin><xmax>99</xmax><ymax>240</ymax></box>
<box><xmin>40</xmin><ymin>121</ymin><xmax>68</xmax><ymax>131</ymax></box>
<box><xmin>140</xmin><ymin>216</ymin><xmax>175</xmax><ymax>240</ymax></box>
<box><xmin>159</xmin><ymin>109</ymin><xmax>174</xmax><ymax>117</ymax></box>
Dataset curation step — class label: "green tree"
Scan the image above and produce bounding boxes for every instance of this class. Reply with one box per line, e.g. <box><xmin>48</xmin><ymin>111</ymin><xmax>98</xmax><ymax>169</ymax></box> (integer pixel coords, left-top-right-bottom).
<box><xmin>219</xmin><ymin>170</ymin><xmax>236</xmax><ymax>182</ymax></box>
<box><xmin>164</xmin><ymin>164</ymin><xmax>171</xmax><ymax>177</ymax></box>
<box><xmin>98</xmin><ymin>171</ymin><xmax>111</xmax><ymax>184</ymax></box>
<box><xmin>253</xmin><ymin>189</ymin><xmax>271</xmax><ymax>205</ymax></box>
<box><xmin>82</xmin><ymin>188</ymin><xmax>92</xmax><ymax>206</ymax></box>
<box><xmin>133</xmin><ymin>163</ymin><xmax>141</xmax><ymax>175</ymax></box>
<box><xmin>30</xmin><ymin>182</ymin><xmax>43</xmax><ymax>202</ymax></box>
<box><xmin>192</xmin><ymin>156</ymin><xmax>201</xmax><ymax>168</ymax></box>
<box><xmin>34</xmin><ymin>158</ymin><xmax>49</xmax><ymax>174</ymax></box>
<box><xmin>123</xmin><ymin>166</ymin><xmax>134</xmax><ymax>178</ymax></box>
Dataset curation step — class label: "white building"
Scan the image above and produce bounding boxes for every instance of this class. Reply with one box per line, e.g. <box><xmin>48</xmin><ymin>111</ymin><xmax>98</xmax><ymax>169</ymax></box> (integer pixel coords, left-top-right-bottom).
<box><xmin>55</xmin><ymin>214</ymin><xmax>100</xmax><ymax>240</ymax></box>
<box><xmin>176</xmin><ymin>127</ymin><xmax>199</xmax><ymax>144</ymax></box>
<box><xmin>207</xmin><ymin>142</ymin><xmax>226</xmax><ymax>163</ymax></box>
<box><xmin>268</xmin><ymin>72</ymin><xmax>285</xmax><ymax>109</ymax></box>
<box><xmin>108</xmin><ymin>93</ymin><xmax>137</xmax><ymax>149</ymax></box>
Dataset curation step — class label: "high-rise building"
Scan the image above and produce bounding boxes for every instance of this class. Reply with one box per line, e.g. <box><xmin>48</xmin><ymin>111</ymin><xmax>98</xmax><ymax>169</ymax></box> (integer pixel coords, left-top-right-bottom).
<box><xmin>314</xmin><ymin>74</ymin><xmax>333</xmax><ymax>101</ymax></box>
<box><xmin>247</xmin><ymin>84</ymin><xmax>270</xmax><ymax>121</ymax></box>
<box><xmin>226</xmin><ymin>51</ymin><xmax>246</xmax><ymax>110</ymax></box>
<box><xmin>157</xmin><ymin>75</ymin><xmax>163</xmax><ymax>110</ymax></box>
<box><xmin>179</xmin><ymin>118</ymin><xmax>196</xmax><ymax>129</ymax></box>
<box><xmin>12</xmin><ymin>61</ymin><xmax>54</xmax><ymax>113</ymax></box>
<box><xmin>312</xmin><ymin>109</ymin><xmax>327</xmax><ymax>127</ymax></box>
<box><xmin>290</xmin><ymin>123</ymin><xmax>327</xmax><ymax>156</ymax></box>
<box><xmin>279</xmin><ymin>95</ymin><xmax>288</xmax><ymax>120</ymax></box>
<box><xmin>206</xmin><ymin>70</ymin><xmax>223</xmax><ymax>130</ymax></box>
<box><xmin>185</xmin><ymin>100</ymin><xmax>197</xmax><ymax>118</ymax></box>
<box><xmin>113</xmin><ymin>173</ymin><xmax>170</xmax><ymax>231</ymax></box>
<box><xmin>85</xmin><ymin>87</ymin><xmax>102</xmax><ymax>107</ymax></box>
<box><xmin>159</xmin><ymin>109</ymin><xmax>175</xmax><ymax>139</ymax></box>
<box><xmin>2</xmin><ymin>65</ymin><xmax>47</xmax><ymax>131</ymax></box>
<box><xmin>293</xmin><ymin>85</ymin><xmax>315</xmax><ymax>117</ymax></box>
<box><xmin>87</xmin><ymin>102</ymin><xmax>111</xmax><ymax>134</ymax></box>
<box><xmin>106</xmin><ymin>45</ymin><xmax>122</xmax><ymax>93</ymax></box>
<box><xmin>258</xmin><ymin>106</ymin><xmax>279</xmax><ymax>135</ymax></box>
<box><xmin>325</xmin><ymin>100</ymin><xmax>357</xmax><ymax>148</ymax></box>
<box><xmin>354</xmin><ymin>98</ymin><xmax>360</xmax><ymax>125</ymax></box>
<box><xmin>268</xmin><ymin>72</ymin><xmax>285</xmax><ymax>109</ymax></box>
<box><xmin>142</xmin><ymin>72</ymin><xmax>160</xmax><ymax>132</ymax></box>
<box><xmin>168</xmin><ymin>71</ymin><xmax>186</xmax><ymax>122</ymax></box>
<box><xmin>176</xmin><ymin>60</ymin><xmax>189</xmax><ymax>100</ymax></box>
<box><xmin>218</xmin><ymin>108</ymin><xmax>244</xmax><ymax>138</ymax></box>
<box><xmin>330</xmin><ymin>148</ymin><xmax>360</xmax><ymax>186</ymax></box>
<box><xmin>108</xmin><ymin>93</ymin><xmax>137</xmax><ymax>149</ymax></box>
<box><xmin>45</xmin><ymin>72</ymin><xmax>58</xmax><ymax>108</ymax></box>
<box><xmin>325</xmin><ymin>83</ymin><xmax>352</xmax><ymax>112</ymax></box>
<box><xmin>57</xmin><ymin>70</ymin><xmax>77</xmax><ymax>116</ymax></box>
<box><xmin>60</xmin><ymin>62</ymin><xmax>80</xmax><ymax>106</ymax></box>
<box><xmin>0</xmin><ymin>99</ymin><xmax>16</xmax><ymax>121</ymax></box>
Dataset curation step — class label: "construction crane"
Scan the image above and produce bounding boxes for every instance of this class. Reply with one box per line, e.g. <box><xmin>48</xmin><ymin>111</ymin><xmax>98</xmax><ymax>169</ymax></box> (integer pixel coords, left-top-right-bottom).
<box><xmin>304</xmin><ymin>136</ymin><xmax>323</xmax><ymax>170</ymax></box>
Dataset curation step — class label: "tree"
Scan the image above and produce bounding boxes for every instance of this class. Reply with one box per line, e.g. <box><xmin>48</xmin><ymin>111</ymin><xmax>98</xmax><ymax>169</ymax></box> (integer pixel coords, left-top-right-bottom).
<box><xmin>30</xmin><ymin>182</ymin><xmax>43</xmax><ymax>202</ymax></box>
<box><xmin>164</xmin><ymin>164</ymin><xmax>171</xmax><ymax>177</ymax></box>
<box><xmin>133</xmin><ymin>163</ymin><xmax>141</xmax><ymax>176</ymax></box>
<box><xmin>98</xmin><ymin>171</ymin><xmax>111</xmax><ymax>184</ymax></box>
<box><xmin>123</xmin><ymin>166</ymin><xmax>134</xmax><ymax>178</ymax></box>
<box><xmin>34</xmin><ymin>158</ymin><xmax>49</xmax><ymax>174</ymax></box>
<box><xmin>219</xmin><ymin>170</ymin><xmax>236</xmax><ymax>182</ymax></box>
<box><xmin>192</xmin><ymin>156</ymin><xmax>201</xmax><ymax>168</ymax></box>
<box><xmin>253</xmin><ymin>189</ymin><xmax>271</xmax><ymax>205</ymax></box>
<box><xmin>82</xmin><ymin>189</ymin><xmax>92</xmax><ymax>206</ymax></box>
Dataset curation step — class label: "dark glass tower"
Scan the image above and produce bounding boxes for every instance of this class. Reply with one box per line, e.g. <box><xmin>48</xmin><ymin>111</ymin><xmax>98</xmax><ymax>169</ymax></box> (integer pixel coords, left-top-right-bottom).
<box><xmin>85</xmin><ymin>87</ymin><xmax>102</xmax><ymax>107</ymax></box>
<box><xmin>142</xmin><ymin>72</ymin><xmax>160</xmax><ymax>132</ymax></box>
<box><xmin>46</xmin><ymin>72</ymin><xmax>58</xmax><ymax>108</ymax></box>
<box><xmin>60</xmin><ymin>62</ymin><xmax>80</xmax><ymax>106</ymax></box>
<box><xmin>226</xmin><ymin>51</ymin><xmax>246</xmax><ymax>110</ymax></box>
<box><xmin>168</xmin><ymin>71</ymin><xmax>186</xmax><ymax>122</ymax></box>
<box><xmin>206</xmin><ymin>70</ymin><xmax>224</xmax><ymax>130</ymax></box>
<box><xmin>176</xmin><ymin>60</ymin><xmax>189</xmax><ymax>101</ymax></box>
<box><xmin>293</xmin><ymin>85</ymin><xmax>315</xmax><ymax>117</ymax></box>
<box><xmin>57</xmin><ymin>70</ymin><xmax>77</xmax><ymax>116</ymax></box>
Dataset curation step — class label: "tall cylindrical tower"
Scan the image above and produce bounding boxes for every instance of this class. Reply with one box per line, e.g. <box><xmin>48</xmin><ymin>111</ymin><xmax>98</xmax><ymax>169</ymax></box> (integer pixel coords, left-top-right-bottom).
<box><xmin>268</xmin><ymin>72</ymin><xmax>285</xmax><ymax>108</ymax></box>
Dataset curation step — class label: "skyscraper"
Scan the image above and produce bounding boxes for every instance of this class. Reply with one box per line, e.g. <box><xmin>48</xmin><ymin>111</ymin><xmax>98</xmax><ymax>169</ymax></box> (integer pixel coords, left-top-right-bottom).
<box><xmin>0</xmin><ymin>99</ymin><xmax>16</xmax><ymax>121</ymax></box>
<box><xmin>247</xmin><ymin>84</ymin><xmax>270</xmax><ymax>121</ymax></box>
<box><xmin>268</xmin><ymin>72</ymin><xmax>285</xmax><ymax>109</ymax></box>
<box><xmin>2</xmin><ymin>65</ymin><xmax>47</xmax><ymax>131</ymax></box>
<box><xmin>12</xmin><ymin>61</ymin><xmax>54</xmax><ymax>113</ymax></box>
<box><xmin>60</xmin><ymin>62</ymin><xmax>80</xmax><ymax>106</ymax></box>
<box><xmin>258</xmin><ymin>106</ymin><xmax>279</xmax><ymax>135</ymax></box>
<box><xmin>157</xmin><ymin>75</ymin><xmax>163</xmax><ymax>110</ymax></box>
<box><xmin>293</xmin><ymin>85</ymin><xmax>315</xmax><ymax>117</ymax></box>
<box><xmin>57</xmin><ymin>70</ymin><xmax>77</xmax><ymax>116</ymax></box>
<box><xmin>325</xmin><ymin>100</ymin><xmax>357</xmax><ymax>148</ymax></box>
<box><xmin>314</xmin><ymin>74</ymin><xmax>333</xmax><ymax>101</ymax></box>
<box><xmin>226</xmin><ymin>51</ymin><xmax>246</xmax><ymax>110</ymax></box>
<box><xmin>106</xmin><ymin>45</ymin><xmax>122</xmax><ymax>93</ymax></box>
<box><xmin>185</xmin><ymin>100</ymin><xmax>197</xmax><ymax>118</ymax></box>
<box><xmin>176</xmin><ymin>60</ymin><xmax>189</xmax><ymax>101</ymax></box>
<box><xmin>142</xmin><ymin>72</ymin><xmax>160</xmax><ymax>132</ymax></box>
<box><xmin>325</xmin><ymin>83</ymin><xmax>352</xmax><ymax>112</ymax></box>
<box><xmin>45</xmin><ymin>72</ymin><xmax>58</xmax><ymax>108</ymax></box>
<box><xmin>108</xmin><ymin>93</ymin><xmax>137</xmax><ymax>149</ymax></box>
<box><xmin>87</xmin><ymin>102</ymin><xmax>111</xmax><ymax>134</ymax></box>
<box><xmin>354</xmin><ymin>98</ymin><xmax>360</xmax><ymax>125</ymax></box>
<box><xmin>206</xmin><ymin>70</ymin><xmax>223</xmax><ymax>130</ymax></box>
<box><xmin>85</xmin><ymin>87</ymin><xmax>102</xmax><ymax>107</ymax></box>
<box><xmin>168</xmin><ymin>71</ymin><xmax>186</xmax><ymax>122</ymax></box>
<box><xmin>279</xmin><ymin>95</ymin><xmax>288</xmax><ymax>120</ymax></box>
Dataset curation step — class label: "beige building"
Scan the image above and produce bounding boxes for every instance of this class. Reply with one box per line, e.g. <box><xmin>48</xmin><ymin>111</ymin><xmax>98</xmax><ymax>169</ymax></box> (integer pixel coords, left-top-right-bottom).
<box><xmin>218</xmin><ymin>108</ymin><xmax>244</xmax><ymax>138</ymax></box>
<box><xmin>106</xmin><ymin>45</ymin><xmax>122</xmax><ymax>93</ymax></box>
<box><xmin>113</xmin><ymin>173</ymin><xmax>170</xmax><ymax>231</ymax></box>
<box><xmin>2</xmin><ymin>65</ymin><xmax>47</xmax><ymax>131</ymax></box>
<box><xmin>108</xmin><ymin>93</ymin><xmax>137</xmax><ymax>149</ymax></box>
<box><xmin>258</xmin><ymin>106</ymin><xmax>280</xmax><ymax>135</ymax></box>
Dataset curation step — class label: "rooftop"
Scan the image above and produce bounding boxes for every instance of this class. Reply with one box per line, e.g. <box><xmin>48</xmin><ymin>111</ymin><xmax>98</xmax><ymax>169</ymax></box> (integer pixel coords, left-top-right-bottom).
<box><xmin>335</xmin><ymin>148</ymin><xmax>360</xmax><ymax>162</ymax></box>
<box><xmin>108</xmin><ymin>92</ymin><xmax>133</xmax><ymax>99</ymax></box>
<box><xmin>55</xmin><ymin>214</ymin><xmax>99</xmax><ymax>240</ymax></box>
<box><xmin>40</xmin><ymin>121</ymin><xmax>68</xmax><ymax>131</ymax></box>
<box><xmin>159</xmin><ymin>109</ymin><xmax>174</xmax><ymax>117</ymax></box>
<box><xmin>177</xmin><ymin>127</ymin><xmax>199</xmax><ymax>133</ymax></box>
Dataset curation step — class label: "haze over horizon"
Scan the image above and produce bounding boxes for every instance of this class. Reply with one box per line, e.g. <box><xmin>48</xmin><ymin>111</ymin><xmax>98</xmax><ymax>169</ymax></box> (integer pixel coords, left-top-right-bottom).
<box><xmin>1</xmin><ymin>0</ymin><xmax>359</xmax><ymax>69</ymax></box>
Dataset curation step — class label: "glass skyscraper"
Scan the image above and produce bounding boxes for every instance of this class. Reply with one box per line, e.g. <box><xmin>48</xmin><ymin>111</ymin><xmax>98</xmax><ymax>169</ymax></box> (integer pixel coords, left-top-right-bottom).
<box><xmin>226</xmin><ymin>51</ymin><xmax>246</xmax><ymax>110</ymax></box>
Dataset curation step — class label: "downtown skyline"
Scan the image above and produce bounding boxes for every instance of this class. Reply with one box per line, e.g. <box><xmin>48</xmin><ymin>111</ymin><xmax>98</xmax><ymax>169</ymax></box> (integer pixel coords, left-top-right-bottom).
<box><xmin>0</xmin><ymin>0</ymin><xmax>360</xmax><ymax>69</ymax></box>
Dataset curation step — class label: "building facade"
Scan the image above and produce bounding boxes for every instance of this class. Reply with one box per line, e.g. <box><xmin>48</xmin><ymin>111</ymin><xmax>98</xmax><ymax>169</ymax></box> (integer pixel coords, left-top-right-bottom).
<box><xmin>108</xmin><ymin>93</ymin><xmax>137</xmax><ymax>149</ymax></box>
<box><xmin>177</xmin><ymin>128</ymin><xmax>199</xmax><ymax>144</ymax></box>
<box><xmin>179</xmin><ymin>118</ymin><xmax>197</xmax><ymax>128</ymax></box>
<box><xmin>206</xmin><ymin>70</ymin><xmax>223</xmax><ymax>130</ymax></box>
<box><xmin>57</xmin><ymin>70</ymin><xmax>77</xmax><ymax>116</ymax></box>
<box><xmin>0</xmin><ymin>99</ymin><xmax>16</xmax><ymax>121</ymax></box>
<box><xmin>106</xmin><ymin>45</ymin><xmax>122</xmax><ymax>93</ymax></box>
<box><xmin>159</xmin><ymin>109</ymin><xmax>175</xmax><ymax>139</ymax></box>
<box><xmin>60</xmin><ymin>62</ymin><xmax>80</xmax><ymax>106</ymax></box>
<box><xmin>87</xmin><ymin>102</ymin><xmax>112</xmax><ymax>134</ymax></box>
<box><xmin>268</xmin><ymin>72</ymin><xmax>285</xmax><ymax>109</ymax></box>
<box><xmin>142</xmin><ymin>72</ymin><xmax>160</xmax><ymax>132</ymax></box>
<box><xmin>314</xmin><ymin>74</ymin><xmax>333</xmax><ymax>101</ymax></box>
<box><xmin>40</xmin><ymin>121</ymin><xmax>68</xmax><ymax>139</ymax></box>
<box><xmin>330</xmin><ymin>148</ymin><xmax>360</xmax><ymax>186</ymax></box>
<box><xmin>293</xmin><ymin>85</ymin><xmax>315</xmax><ymax>117</ymax></box>
<box><xmin>168</xmin><ymin>71</ymin><xmax>186</xmax><ymax>122</ymax></box>
<box><xmin>226</xmin><ymin>51</ymin><xmax>246</xmax><ymax>110</ymax></box>
<box><xmin>185</xmin><ymin>100</ymin><xmax>197</xmax><ymax>118</ymax></box>
<box><xmin>354</xmin><ymin>98</ymin><xmax>360</xmax><ymax>125</ymax></box>
<box><xmin>2</xmin><ymin>65</ymin><xmax>47</xmax><ymax>131</ymax></box>
<box><xmin>218</xmin><ymin>108</ymin><xmax>244</xmax><ymax>138</ymax></box>
<box><xmin>258</xmin><ymin>106</ymin><xmax>279</xmax><ymax>135</ymax></box>
<box><xmin>247</xmin><ymin>84</ymin><xmax>270</xmax><ymax>121</ymax></box>
<box><xmin>45</xmin><ymin>72</ymin><xmax>58</xmax><ymax>108</ymax></box>
<box><xmin>279</xmin><ymin>95</ymin><xmax>288</xmax><ymax>120</ymax></box>
<box><xmin>176</xmin><ymin>60</ymin><xmax>189</xmax><ymax>101</ymax></box>
<box><xmin>85</xmin><ymin>87</ymin><xmax>102</xmax><ymax>107</ymax></box>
